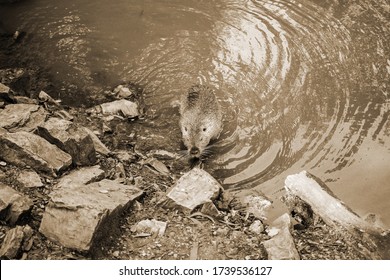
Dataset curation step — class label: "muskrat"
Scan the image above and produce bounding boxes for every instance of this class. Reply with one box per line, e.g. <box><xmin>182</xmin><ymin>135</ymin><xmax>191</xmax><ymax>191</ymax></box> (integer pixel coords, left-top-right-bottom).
<box><xmin>179</xmin><ymin>84</ymin><xmax>223</xmax><ymax>159</ymax></box>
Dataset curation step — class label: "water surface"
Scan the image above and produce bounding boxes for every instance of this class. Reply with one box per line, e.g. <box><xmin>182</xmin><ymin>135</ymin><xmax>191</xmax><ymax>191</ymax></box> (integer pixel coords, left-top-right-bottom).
<box><xmin>1</xmin><ymin>0</ymin><xmax>389</xmax><ymax>225</ymax></box>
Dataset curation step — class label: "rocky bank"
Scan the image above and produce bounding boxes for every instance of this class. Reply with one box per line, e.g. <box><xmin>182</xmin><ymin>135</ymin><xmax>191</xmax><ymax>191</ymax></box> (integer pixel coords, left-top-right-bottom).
<box><xmin>1</xmin><ymin>25</ymin><xmax>389</xmax><ymax>261</ymax></box>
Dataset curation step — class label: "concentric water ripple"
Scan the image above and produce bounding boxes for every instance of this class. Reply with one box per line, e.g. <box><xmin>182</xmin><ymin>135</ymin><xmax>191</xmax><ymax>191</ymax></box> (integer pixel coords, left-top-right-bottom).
<box><xmin>1</xmin><ymin>0</ymin><xmax>389</xmax><ymax>224</ymax></box>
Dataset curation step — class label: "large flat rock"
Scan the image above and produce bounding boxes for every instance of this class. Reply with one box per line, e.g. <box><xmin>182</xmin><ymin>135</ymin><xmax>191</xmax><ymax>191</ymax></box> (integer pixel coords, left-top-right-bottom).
<box><xmin>39</xmin><ymin>175</ymin><xmax>143</xmax><ymax>252</ymax></box>
<box><xmin>0</xmin><ymin>183</ymin><xmax>34</xmax><ymax>225</ymax></box>
<box><xmin>0</xmin><ymin>103</ymin><xmax>47</xmax><ymax>132</ymax></box>
<box><xmin>166</xmin><ymin>168</ymin><xmax>221</xmax><ymax>211</ymax></box>
<box><xmin>0</xmin><ymin>131</ymin><xmax>72</xmax><ymax>175</ymax></box>
<box><xmin>37</xmin><ymin>117</ymin><xmax>97</xmax><ymax>166</ymax></box>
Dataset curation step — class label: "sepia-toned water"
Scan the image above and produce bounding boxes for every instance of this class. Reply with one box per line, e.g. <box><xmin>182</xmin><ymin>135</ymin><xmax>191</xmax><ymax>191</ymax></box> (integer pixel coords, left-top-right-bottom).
<box><xmin>1</xmin><ymin>0</ymin><xmax>389</xmax><ymax>225</ymax></box>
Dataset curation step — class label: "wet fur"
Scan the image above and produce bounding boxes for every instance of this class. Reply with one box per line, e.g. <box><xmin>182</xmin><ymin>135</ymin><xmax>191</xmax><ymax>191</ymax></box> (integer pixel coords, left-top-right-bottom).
<box><xmin>179</xmin><ymin>84</ymin><xmax>223</xmax><ymax>158</ymax></box>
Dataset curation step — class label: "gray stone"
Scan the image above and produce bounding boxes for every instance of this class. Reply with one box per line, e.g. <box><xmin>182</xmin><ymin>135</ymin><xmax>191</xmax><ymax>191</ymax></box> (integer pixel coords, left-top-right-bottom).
<box><xmin>99</xmin><ymin>99</ymin><xmax>139</xmax><ymax>118</ymax></box>
<box><xmin>249</xmin><ymin>220</ymin><xmax>264</xmax><ymax>235</ymax></box>
<box><xmin>39</xmin><ymin>179</ymin><xmax>143</xmax><ymax>251</ymax></box>
<box><xmin>0</xmin><ymin>104</ymin><xmax>47</xmax><ymax>132</ymax></box>
<box><xmin>0</xmin><ymin>131</ymin><xmax>72</xmax><ymax>175</ymax></box>
<box><xmin>0</xmin><ymin>226</ymin><xmax>24</xmax><ymax>259</ymax></box>
<box><xmin>112</xmin><ymin>85</ymin><xmax>133</xmax><ymax>99</ymax></box>
<box><xmin>0</xmin><ymin>83</ymin><xmax>10</xmax><ymax>94</ymax></box>
<box><xmin>284</xmin><ymin>171</ymin><xmax>382</xmax><ymax>233</ymax></box>
<box><xmin>38</xmin><ymin>90</ymin><xmax>61</xmax><ymax>107</ymax></box>
<box><xmin>166</xmin><ymin>168</ymin><xmax>221</xmax><ymax>211</ymax></box>
<box><xmin>14</xmin><ymin>96</ymin><xmax>39</xmax><ymax>105</ymax></box>
<box><xmin>83</xmin><ymin>127</ymin><xmax>111</xmax><ymax>156</ymax></box>
<box><xmin>37</xmin><ymin>117</ymin><xmax>97</xmax><ymax>166</ymax></box>
<box><xmin>144</xmin><ymin>158</ymin><xmax>170</xmax><ymax>176</ymax></box>
<box><xmin>57</xmin><ymin>166</ymin><xmax>105</xmax><ymax>187</ymax></box>
<box><xmin>0</xmin><ymin>183</ymin><xmax>34</xmax><ymax>225</ymax></box>
<box><xmin>53</xmin><ymin>109</ymin><xmax>74</xmax><ymax>121</ymax></box>
<box><xmin>17</xmin><ymin>170</ymin><xmax>43</xmax><ymax>188</ymax></box>
<box><xmin>200</xmin><ymin>201</ymin><xmax>221</xmax><ymax>217</ymax></box>
<box><xmin>115</xmin><ymin>150</ymin><xmax>136</xmax><ymax>162</ymax></box>
<box><xmin>263</xmin><ymin>214</ymin><xmax>300</xmax><ymax>260</ymax></box>
<box><xmin>130</xmin><ymin>219</ymin><xmax>167</xmax><ymax>237</ymax></box>
<box><xmin>239</xmin><ymin>194</ymin><xmax>272</xmax><ymax>220</ymax></box>
<box><xmin>0</xmin><ymin>225</ymin><xmax>33</xmax><ymax>259</ymax></box>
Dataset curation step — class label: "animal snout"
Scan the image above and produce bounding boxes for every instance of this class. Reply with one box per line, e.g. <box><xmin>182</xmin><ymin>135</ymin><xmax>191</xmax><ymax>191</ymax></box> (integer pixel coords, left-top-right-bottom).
<box><xmin>190</xmin><ymin>147</ymin><xmax>200</xmax><ymax>157</ymax></box>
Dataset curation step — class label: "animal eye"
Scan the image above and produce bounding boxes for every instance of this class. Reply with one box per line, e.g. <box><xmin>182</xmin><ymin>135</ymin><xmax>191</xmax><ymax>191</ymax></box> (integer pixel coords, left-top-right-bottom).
<box><xmin>185</xmin><ymin>127</ymin><xmax>188</xmax><ymax>132</ymax></box>
<box><xmin>203</xmin><ymin>127</ymin><xmax>207</xmax><ymax>132</ymax></box>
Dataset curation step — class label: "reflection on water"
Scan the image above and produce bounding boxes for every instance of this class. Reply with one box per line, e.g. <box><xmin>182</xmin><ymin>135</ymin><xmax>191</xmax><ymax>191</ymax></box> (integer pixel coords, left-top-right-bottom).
<box><xmin>1</xmin><ymin>0</ymin><xmax>389</xmax><ymax>225</ymax></box>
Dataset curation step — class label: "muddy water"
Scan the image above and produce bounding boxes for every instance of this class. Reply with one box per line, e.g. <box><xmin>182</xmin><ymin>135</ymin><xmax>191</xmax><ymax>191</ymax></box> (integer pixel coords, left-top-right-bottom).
<box><xmin>1</xmin><ymin>0</ymin><xmax>389</xmax><ymax>225</ymax></box>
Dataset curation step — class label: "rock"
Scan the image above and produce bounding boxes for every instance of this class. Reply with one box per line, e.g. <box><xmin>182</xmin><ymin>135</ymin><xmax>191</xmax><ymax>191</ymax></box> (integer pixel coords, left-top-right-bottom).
<box><xmin>144</xmin><ymin>158</ymin><xmax>170</xmax><ymax>176</ymax></box>
<box><xmin>53</xmin><ymin>109</ymin><xmax>74</xmax><ymax>121</ymax></box>
<box><xmin>284</xmin><ymin>171</ymin><xmax>382</xmax><ymax>233</ymax></box>
<box><xmin>249</xmin><ymin>220</ymin><xmax>264</xmax><ymax>235</ymax></box>
<box><xmin>56</xmin><ymin>166</ymin><xmax>105</xmax><ymax>187</ymax></box>
<box><xmin>0</xmin><ymin>131</ymin><xmax>72</xmax><ymax>175</ymax></box>
<box><xmin>0</xmin><ymin>183</ymin><xmax>34</xmax><ymax>225</ymax></box>
<box><xmin>98</xmin><ymin>99</ymin><xmax>139</xmax><ymax>118</ymax></box>
<box><xmin>283</xmin><ymin>193</ymin><xmax>314</xmax><ymax>229</ymax></box>
<box><xmin>0</xmin><ymin>226</ymin><xmax>25</xmax><ymax>259</ymax></box>
<box><xmin>115</xmin><ymin>150</ymin><xmax>136</xmax><ymax>162</ymax></box>
<box><xmin>39</xmin><ymin>179</ymin><xmax>143</xmax><ymax>252</ymax></box>
<box><xmin>83</xmin><ymin>127</ymin><xmax>111</xmax><ymax>156</ymax></box>
<box><xmin>166</xmin><ymin>168</ymin><xmax>221</xmax><ymax>211</ymax></box>
<box><xmin>0</xmin><ymin>104</ymin><xmax>47</xmax><ymax>132</ymax></box>
<box><xmin>37</xmin><ymin>117</ymin><xmax>97</xmax><ymax>166</ymax></box>
<box><xmin>149</xmin><ymin>149</ymin><xmax>180</xmax><ymax>160</ymax></box>
<box><xmin>0</xmin><ymin>82</ymin><xmax>10</xmax><ymax>94</ymax></box>
<box><xmin>13</xmin><ymin>96</ymin><xmax>39</xmax><ymax>105</ymax></box>
<box><xmin>112</xmin><ymin>250</ymin><xmax>120</xmax><ymax>258</ymax></box>
<box><xmin>263</xmin><ymin>214</ymin><xmax>300</xmax><ymax>260</ymax></box>
<box><xmin>239</xmin><ymin>194</ymin><xmax>272</xmax><ymax>220</ymax></box>
<box><xmin>214</xmin><ymin>227</ymin><xmax>229</xmax><ymax>237</ymax></box>
<box><xmin>17</xmin><ymin>170</ymin><xmax>43</xmax><ymax>188</ymax></box>
<box><xmin>216</xmin><ymin>190</ymin><xmax>235</xmax><ymax>210</ymax></box>
<box><xmin>102</xmin><ymin>123</ymin><xmax>111</xmax><ymax>133</ymax></box>
<box><xmin>0</xmin><ymin>161</ymin><xmax>6</xmax><ymax>166</ymax></box>
<box><xmin>112</xmin><ymin>85</ymin><xmax>133</xmax><ymax>99</ymax></box>
<box><xmin>114</xmin><ymin>162</ymin><xmax>126</xmax><ymax>179</ymax></box>
<box><xmin>131</xmin><ymin>219</ymin><xmax>167</xmax><ymax>237</ymax></box>
<box><xmin>200</xmin><ymin>202</ymin><xmax>221</xmax><ymax>217</ymax></box>
<box><xmin>38</xmin><ymin>90</ymin><xmax>61</xmax><ymax>107</ymax></box>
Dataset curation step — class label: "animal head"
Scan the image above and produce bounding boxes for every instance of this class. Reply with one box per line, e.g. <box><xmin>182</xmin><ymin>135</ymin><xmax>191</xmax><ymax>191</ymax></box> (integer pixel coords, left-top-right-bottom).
<box><xmin>180</xmin><ymin>115</ymin><xmax>220</xmax><ymax>159</ymax></box>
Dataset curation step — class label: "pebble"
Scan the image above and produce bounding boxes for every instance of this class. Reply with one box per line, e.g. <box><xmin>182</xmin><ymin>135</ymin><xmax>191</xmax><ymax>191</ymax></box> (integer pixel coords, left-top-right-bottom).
<box><xmin>0</xmin><ymin>161</ymin><xmax>6</xmax><ymax>167</ymax></box>
<box><xmin>214</xmin><ymin>227</ymin><xmax>229</xmax><ymax>237</ymax></box>
<box><xmin>249</xmin><ymin>220</ymin><xmax>264</xmax><ymax>235</ymax></box>
<box><xmin>113</xmin><ymin>251</ymin><xmax>120</xmax><ymax>257</ymax></box>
